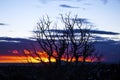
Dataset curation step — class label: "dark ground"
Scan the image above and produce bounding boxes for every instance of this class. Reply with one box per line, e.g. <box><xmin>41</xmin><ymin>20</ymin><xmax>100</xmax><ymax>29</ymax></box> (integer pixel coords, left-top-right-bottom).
<box><xmin>0</xmin><ymin>63</ymin><xmax>120</xmax><ymax>80</ymax></box>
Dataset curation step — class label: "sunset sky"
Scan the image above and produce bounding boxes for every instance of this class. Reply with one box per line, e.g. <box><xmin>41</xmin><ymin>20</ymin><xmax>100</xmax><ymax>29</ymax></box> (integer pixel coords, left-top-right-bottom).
<box><xmin>0</xmin><ymin>0</ymin><xmax>120</xmax><ymax>63</ymax></box>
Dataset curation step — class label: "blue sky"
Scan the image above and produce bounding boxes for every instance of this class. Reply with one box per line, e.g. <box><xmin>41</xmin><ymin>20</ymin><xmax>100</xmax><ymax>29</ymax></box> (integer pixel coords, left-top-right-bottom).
<box><xmin>0</xmin><ymin>0</ymin><xmax>120</xmax><ymax>38</ymax></box>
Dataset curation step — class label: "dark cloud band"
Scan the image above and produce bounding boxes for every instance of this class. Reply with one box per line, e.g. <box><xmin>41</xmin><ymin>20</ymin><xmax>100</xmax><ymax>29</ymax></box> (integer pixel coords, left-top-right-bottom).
<box><xmin>60</xmin><ymin>4</ymin><xmax>79</xmax><ymax>8</ymax></box>
<box><xmin>0</xmin><ymin>23</ymin><xmax>7</xmax><ymax>26</ymax></box>
<box><xmin>34</xmin><ymin>29</ymin><xmax>119</xmax><ymax>35</ymax></box>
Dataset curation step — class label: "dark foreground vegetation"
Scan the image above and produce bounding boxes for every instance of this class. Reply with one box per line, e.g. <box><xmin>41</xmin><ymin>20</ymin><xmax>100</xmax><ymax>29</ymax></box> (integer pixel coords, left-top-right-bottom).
<box><xmin>0</xmin><ymin>63</ymin><xmax>120</xmax><ymax>80</ymax></box>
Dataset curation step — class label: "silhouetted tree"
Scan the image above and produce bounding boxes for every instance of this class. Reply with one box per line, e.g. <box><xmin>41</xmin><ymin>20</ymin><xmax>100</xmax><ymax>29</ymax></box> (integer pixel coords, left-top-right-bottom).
<box><xmin>60</xmin><ymin>13</ymin><xmax>95</xmax><ymax>64</ymax></box>
<box><xmin>34</xmin><ymin>16</ymin><xmax>54</xmax><ymax>64</ymax></box>
<box><xmin>34</xmin><ymin>13</ymin><xmax>96</xmax><ymax>65</ymax></box>
<box><xmin>34</xmin><ymin>16</ymin><xmax>68</xmax><ymax>65</ymax></box>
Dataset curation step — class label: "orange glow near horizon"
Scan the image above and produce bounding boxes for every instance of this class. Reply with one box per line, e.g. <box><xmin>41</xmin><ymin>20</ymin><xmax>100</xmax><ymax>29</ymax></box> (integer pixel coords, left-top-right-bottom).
<box><xmin>0</xmin><ymin>55</ymin><xmax>40</xmax><ymax>63</ymax></box>
<box><xmin>0</xmin><ymin>50</ymin><xmax>99</xmax><ymax>63</ymax></box>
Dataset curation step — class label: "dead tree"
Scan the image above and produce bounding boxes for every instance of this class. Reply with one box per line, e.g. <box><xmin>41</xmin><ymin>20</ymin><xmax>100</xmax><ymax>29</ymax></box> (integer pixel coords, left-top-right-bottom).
<box><xmin>34</xmin><ymin>16</ymin><xmax>68</xmax><ymax>65</ymax></box>
<box><xmin>60</xmin><ymin>13</ymin><xmax>95</xmax><ymax>64</ymax></box>
<box><xmin>34</xmin><ymin>13</ymin><xmax>95</xmax><ymax>65</ymax></box>
<box><xmin>34</xmin><ymin>16</ymin><xmax>54</xmax><ymax>64</ymax></box>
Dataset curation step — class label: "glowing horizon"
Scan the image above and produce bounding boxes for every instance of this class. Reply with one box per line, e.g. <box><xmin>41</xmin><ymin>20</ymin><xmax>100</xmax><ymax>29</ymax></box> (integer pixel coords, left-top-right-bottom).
<box><xmin>0</xmin><ymin>55</ymin><xmax>98</xmax><ymax>63</ymax></box>
<box><xmin>0</xmin><ymin>49</ymin><xmax>99</xmax><ymax>63</ymax></box>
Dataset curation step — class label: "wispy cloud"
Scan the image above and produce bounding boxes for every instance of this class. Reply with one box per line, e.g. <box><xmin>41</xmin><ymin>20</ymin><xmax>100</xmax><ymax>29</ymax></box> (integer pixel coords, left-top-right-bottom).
<box><xmin>0</xmin><ymin>37</ymin><xmax>33</xmax><ymax>43</ymax></box>
<box><xmin>101</xmin><ymin>0</ymin><xmax>108</xmax><ymax>4</ymax></box>
<box><xmin>0</xmin><ymin>37</ymin><xmax>34</xmax><ymax>55</ymax></box>
<box><xmin>90</xmin><ymin>30</ymin><xmax>119</xmax><ymax>35</ymax></box>
<box><xmin>71</xmin><ymin>18</ymin><xmax>91</xmax><ymax>24</ymax></box>
<box><xmin>39</xmin><ymin>0</ymin><xmax>108</xmax><ymax>4</ymax></box>
<box><xmin>84</xmin><ymin>3</ymin><xmax>92</xmax><ymax>6</ymax></box>
<box><xmin>0</xmin><ymin>23</ymin><xmax>7</xmax><ymax>26</ymax></box>
<box><xmin>39</xmin><ymin>0</ymin><xmax>84</xmax><ymax>4</ymax></box>
<box><xmin>34</xmin><ymin>29</ymin><xmax>119</xmax><ymax>35</ymax></box>
<box><xmin>60</xmin><ymin>4</ymin><xmax>79</xmax><ymax>8</ymax></box>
